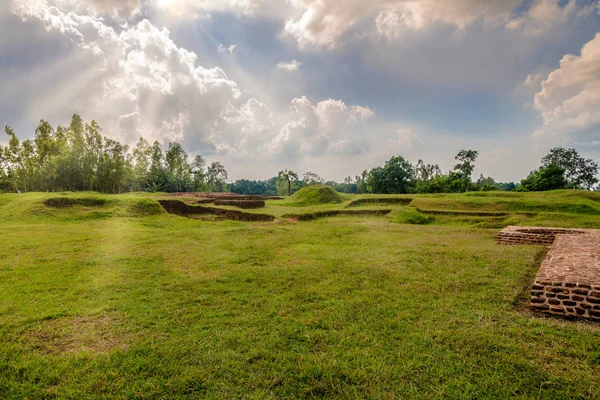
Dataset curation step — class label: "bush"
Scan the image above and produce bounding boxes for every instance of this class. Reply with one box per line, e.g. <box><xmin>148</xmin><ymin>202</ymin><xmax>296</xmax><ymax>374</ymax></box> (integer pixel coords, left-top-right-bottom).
<box><xmin>520</xmin><ymin>164</ymin><xmax>567</xmax><ymax>191</ymax></box>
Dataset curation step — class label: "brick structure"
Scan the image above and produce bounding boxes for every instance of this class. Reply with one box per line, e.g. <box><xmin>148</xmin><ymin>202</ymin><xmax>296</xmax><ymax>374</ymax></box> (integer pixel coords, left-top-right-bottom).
<box><xmin>496</xmin><ymin>225</ymin><xmax>590</xmax><ymax>246</ymax></box>
<box><xmin>497</xmin><ymin>226</ymin><xmax>600</xmax><ymax>321</ymax></box>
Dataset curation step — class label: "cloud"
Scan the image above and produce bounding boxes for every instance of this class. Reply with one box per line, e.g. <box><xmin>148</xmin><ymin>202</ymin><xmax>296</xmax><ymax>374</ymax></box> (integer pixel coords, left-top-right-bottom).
<box><xmin>533</xmin><ymin>32</ymin><xmax>600</xmax><ymax>137</ymax></box>
<box><xmin>387</xmin><ymin>128</ymin><xmax>421</xmax><ymax>150</ymax></box>
<box><xmin>506</xmin><ymin>0</ymin><xmax>596</xmax><ymax>36</ymax></box>
<box><xmin>11</xmin><ymin>0</ymin><xmax>142</xmax><ymax>19</ymax></box>
<box><xmin>284</xmin><ymin>0</ymin><xmax>526</xmax><ymax>47</ymax></box>
<box><xmin>267</xmin><ymin>96</ymin><xmax>374</xmax><ymax>158</ymax></box>
<box><xmin>218</xmin><ymin>43</ymin><xmax>238</xmax><ymax>54</ymax></box>
<box><xmin>284</xmin><ymin>0</ymin><xmax>596</xmax><ymax>48</ymax></box>
<box><xmin>10</xmin><ymin>1</ymin><xmax>242</xmax><ymax>150</ymax></box>
<box><xmin>524</xmin><ymin>72</ymin><xmax>544</xmax><ymax>87</ymax></box>
<box><xmin>152</xmin><ymin>0</ymin><xmax>286</xmax><ymax>19</ymax></box>
<box><xmin>276</xmin><ymin>59</ymin><xmax>302</xmax><ymax>72</ymax></box>
<box><xmin>209</xmin><ymin>98</ymin><xmax>276</xmax><ymax>156</ymax></box>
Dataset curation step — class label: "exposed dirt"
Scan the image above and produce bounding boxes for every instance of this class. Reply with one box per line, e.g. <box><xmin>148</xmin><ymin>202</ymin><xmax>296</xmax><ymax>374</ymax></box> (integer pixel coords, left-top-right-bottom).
<box><xmin>214</xmin><ymin>200</ymin><xmax>266</xmax><ymax>209</ymax></box>
<box><xmin>44</xmin><ymin>197</ymin><xmax>108</xmax><ymax>208</ymax></box>
<box><xmin>159</xmin><ymin>199</ymin><xmax>275</xmax><ymax>221</ymax></box>
<box><xmin>282</xmin><ymin>209</ymin><xmax>392</xmax><ymax>221</ymax></box>
<box><xmin>167</xmin><ymin>192</ymin><xmax>283</xmax><ymax>201</ymax></box>
<box><xmin>346</xmin><ymin>198</ymin><xmax>413</xmax><ymax>207</ymax></box>
<box><xmin>25</xmin><ymin>314</ymin><xmax>132</xmax><ymax>355</ymax></box>
<box><xmin>416</xmin><ymin>208</ymin><xmax>512</xmax><ymax>217</ymax></box>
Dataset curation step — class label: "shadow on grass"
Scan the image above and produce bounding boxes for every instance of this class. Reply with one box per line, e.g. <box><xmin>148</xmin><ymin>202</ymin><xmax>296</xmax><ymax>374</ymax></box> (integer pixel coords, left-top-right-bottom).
<box><xmin>512</xmin><ymin>246</ymin><xmax>550</xmax><ymax>312</ymax></box>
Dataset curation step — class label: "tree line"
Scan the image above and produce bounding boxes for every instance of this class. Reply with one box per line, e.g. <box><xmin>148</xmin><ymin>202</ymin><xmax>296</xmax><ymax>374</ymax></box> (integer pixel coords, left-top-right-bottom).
<box><xmin>1</xmin><ymin>115</ymin><xmax>598</xmax><ymax>195</ymax></box>
<box><xmin>0</xmin><ymin>115</ymin><xmax>227</xmax><ymax>193</ymax></box>
<box><xmin>269</xmin><ymin>148</ymin><xmax>598</xmax><ymax>196</ymax></box>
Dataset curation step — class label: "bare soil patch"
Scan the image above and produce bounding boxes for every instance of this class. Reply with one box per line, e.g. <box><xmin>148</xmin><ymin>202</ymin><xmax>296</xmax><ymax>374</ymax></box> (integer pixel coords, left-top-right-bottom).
<box><xmin>25</xmin><ymin>314</ymin><xmax>132</xmax><ymax>355</ymax></box>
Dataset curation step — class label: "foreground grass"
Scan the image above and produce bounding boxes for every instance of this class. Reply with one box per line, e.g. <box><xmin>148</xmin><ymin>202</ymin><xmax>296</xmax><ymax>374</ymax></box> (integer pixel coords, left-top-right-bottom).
<box><xmin>1</xmin><ymin>192</ymin><xmax>600</xmax><ymax>398</ymax></box>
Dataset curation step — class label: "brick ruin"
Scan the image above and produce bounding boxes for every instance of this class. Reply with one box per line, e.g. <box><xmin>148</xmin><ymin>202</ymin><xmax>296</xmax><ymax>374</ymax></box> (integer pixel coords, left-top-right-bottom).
<box><xmin>497</xmin><ymin>226</ymin><xmax>600</xmax><ymax>321</ymax></box>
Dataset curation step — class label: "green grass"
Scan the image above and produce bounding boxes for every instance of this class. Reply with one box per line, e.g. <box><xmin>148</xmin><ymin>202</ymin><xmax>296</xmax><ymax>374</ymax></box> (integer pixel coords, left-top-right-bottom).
<box><xmin>282</xmin><ymin>185</ymin><xmax>349</xmax><ymax>206</ymax></box>
<box><xmin>1</xmin><ymin>190</ymin><xmax>600</xmax><ymax>398</ymax></box>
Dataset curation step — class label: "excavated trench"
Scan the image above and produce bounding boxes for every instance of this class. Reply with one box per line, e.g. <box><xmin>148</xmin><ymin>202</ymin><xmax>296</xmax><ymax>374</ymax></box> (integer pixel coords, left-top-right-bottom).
<box><xmin>158</xmin><ymin>200</ymin><xmax>275</xmax><ymax>222</ymax></box>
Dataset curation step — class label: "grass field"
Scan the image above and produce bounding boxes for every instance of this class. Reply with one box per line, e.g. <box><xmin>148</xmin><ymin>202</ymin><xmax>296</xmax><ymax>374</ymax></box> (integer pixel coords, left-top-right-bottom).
<box><xmin>1</xmin><ymin>190</ymin><xmax>600</xmax><ymax>399</ymax></box>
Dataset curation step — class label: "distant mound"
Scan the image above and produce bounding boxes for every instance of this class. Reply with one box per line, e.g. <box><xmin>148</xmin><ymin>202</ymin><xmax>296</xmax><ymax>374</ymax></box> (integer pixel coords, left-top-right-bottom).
<box><xmin>286</xmin><ymin>186</ymin><xmax>345</xmax><ymax>205</ymax></box>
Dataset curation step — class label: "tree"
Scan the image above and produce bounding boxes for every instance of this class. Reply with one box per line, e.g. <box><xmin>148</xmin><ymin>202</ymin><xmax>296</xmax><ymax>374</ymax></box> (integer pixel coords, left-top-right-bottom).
<box><xmin>302</xmin><ymin>171</ymin><xmax>324</xmax><ymax>186</ymax></box>
<box><xmin>190</xmin><ymin>155</ymin><xmax>207</xmax><ymax>192</ymax></box>
<box><xmin>277</xmin><ymin>169</ymin><xmax>299</xmax><ymax>196</ymax></box>
<box><xmin>148</xmin><ymin>141</ymin><xmax>166</xmax><ymax>192</ymax></box>
<box><xmin>453</xmin><ymin>149</ymin><xmax>478</xmax><ymax>192</ymax></box>
<box><xmin>541</xmin><ymin>147</ymin><xmax>598</xmax><ymax>189</ymax></box>
<box><xmin>207</xmin><ymin>161</ymin><xmax>228</xmax><ymax>192</ymax></box>
<box><xmin>164</xmin><ymin>142</ymin><xmax>192</xmax><ymax>192</ymax></box>
<box><xmin>414</xmin><ymin>159</ymin><xmax>442</xmax><ymax>193</ymax></box>
<box><xmin>355</xmin><ymin>170</ymin><xmax>369</xmax><ymax>194</ymax></box>
<box><xmin>132</xmin><ymin>138</ymin><xmax>152</xmax><ymax>191</ymax></box>
<box><xmin>475</xmin><ymin>175</ymin><xmax>500</xmax><ymax>191</ymax></box>
<box><xmin>519</xmin><ymin>164</ymin><xmax>567</xmax><ymax>192</ymax></box>
<box><xmin>83</xmin><ymin>121</ymin><xmax>103</xmax><ymax>191</ymax></box>
<box><xmin>229</xmin><ymin>177</ymin><xmax>278</xmax><ymax>196</ymax></box>
<box><xmin>367</xmin><ymin>156</ymin><xmax>415</xmax><ymax>194</ymax></box>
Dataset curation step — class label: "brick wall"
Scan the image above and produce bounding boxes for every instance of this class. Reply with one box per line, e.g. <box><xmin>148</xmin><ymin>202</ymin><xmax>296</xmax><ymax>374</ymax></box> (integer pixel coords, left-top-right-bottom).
<box><xmin>531</xmin><ymin>282</ymin><xmax>600</xmax><ymax>320</ymax></box>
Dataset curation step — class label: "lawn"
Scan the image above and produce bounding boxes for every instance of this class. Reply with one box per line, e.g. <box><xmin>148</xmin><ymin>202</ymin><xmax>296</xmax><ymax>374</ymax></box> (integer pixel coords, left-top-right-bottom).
<box><xmin>1</xmin><ymin>191</ymin><xmax>599</xmax><ymax>399</ymax></box>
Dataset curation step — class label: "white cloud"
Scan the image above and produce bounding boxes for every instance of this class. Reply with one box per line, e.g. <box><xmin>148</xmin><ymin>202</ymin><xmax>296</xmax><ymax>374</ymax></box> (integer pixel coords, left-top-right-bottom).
<box><xmin>388</xmin><ymin>128</ymin><xmax>421</xmax><ymax>150</ymax></box>
<box><xmin>267</xmin><ymin>96</ymin><xmax>374</xmax><ymax>157</ymax></box>
<box><xmin>210</xmin><ymin>98</ymin><xmax>276</xmax><ymax>156</ymax></box>
<box><xmin>152</xmin><ymin>0</ymin><xmax>286</xmax><ymax>19</ymax></box>
<box><xmin>276</xmin><ymin>59</ymin><xmax>302</xmax><ymax>72</ymax></box>
<box><xmin>533</xmin><ymin>32</ymin><xmax>600</xmax><ymax>137</ymax></box>
<box><xmin>218</xmin><ymin>43</ymin><xmax>238</xmax><ymax>54</ymax></box>
<box><xmin>506</xmin><ymin>0</ymin><xmax>596</xmax><ymax>36</ymax></box>
<box><xmin>524</xmin><ymin>72</ymin><xmax>544</xmax><ymax>87</ymax></box>
<box><xmin>284</xmin><ymin>0</ymin><xmax>596</xmax><ymax>48</ymax></box>
<box><xmin>10</xmin><ymin>1</ymin><xmax>242</xmax><ymax>149</ymax></box>
<box><xmin>11</xmin><ymin>0</ymin><xmax>142</xmax><ymax>19</ymax></box>
<box><xmin>285</xmin><ymin>0</ymin><xmax>525</xmax><ymax>47</ymax></box>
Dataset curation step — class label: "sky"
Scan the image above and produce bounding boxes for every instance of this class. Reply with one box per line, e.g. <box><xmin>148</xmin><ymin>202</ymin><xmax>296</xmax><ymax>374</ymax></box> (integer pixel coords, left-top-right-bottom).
<box><xmin>1</xmin><ymin>0</ymin><xmax>600</xmax><ymax>182</ymax></box>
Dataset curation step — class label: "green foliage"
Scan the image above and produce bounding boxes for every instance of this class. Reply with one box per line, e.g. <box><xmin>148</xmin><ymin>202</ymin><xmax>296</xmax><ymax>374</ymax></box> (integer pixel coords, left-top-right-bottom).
<box><xmin>0</xmin><ymin>116</ymin><xmax>230</xmax><ymax>194</ymax></box>
<box><xmin>229</xmin><ymin>177</ymin><xmax>278</xmax><ymax>196</ymax></box>
<box><xmin>301</xmin><ymin>171</ymin><xmax>324</xmax><ymax>186</ymax></box>
<box><xmin>519</xmin><ymin>164</ymin><xmax>567</xmax><ymax>192</ymax></box>
<box><xmin>541</xmin><ymin>147</ymin><xmax>598</xmax><ymax>189</ymax></box>
<box><xmin>277</xmin><ymin>169</ymin><xmax>299</xmax><ymax>196</ymax></box>
<box><xmin>366</xmin><ymin>155</ymin><xmax>416</xmax><ymax>194</ymax></box>
<box><xmin>285</xmin><ymin>185</ymin><xmax>346</xmax><ymax>205</ymax></box>
<box><xmin>453</xmin><ymin>149</ymin><xmax>479</xmax><ymax>192</ymax></box>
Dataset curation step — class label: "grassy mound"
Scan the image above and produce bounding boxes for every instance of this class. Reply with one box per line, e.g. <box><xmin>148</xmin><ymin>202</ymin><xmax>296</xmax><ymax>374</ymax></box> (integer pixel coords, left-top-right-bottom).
<box><xmin>285</xmin><ymin>186</ymin><xmax>346</xmax><ymax>205</ymax></box>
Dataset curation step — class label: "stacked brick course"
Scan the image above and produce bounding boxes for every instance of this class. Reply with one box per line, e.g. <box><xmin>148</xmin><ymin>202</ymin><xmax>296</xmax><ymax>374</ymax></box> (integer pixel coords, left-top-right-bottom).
<box><xmin>497</xmin><ymin>226</ymin><xmax>600</xmax><ymax>321</ymax></box>
<box><xmin>496</xmin><ymin>226</ymin><xmax>588</xmax><ymax>246</ymax></box>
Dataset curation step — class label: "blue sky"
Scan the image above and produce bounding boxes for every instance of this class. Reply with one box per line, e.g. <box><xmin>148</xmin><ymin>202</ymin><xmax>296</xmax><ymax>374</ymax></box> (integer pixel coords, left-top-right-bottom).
<box><xmin>2</xmin><ymin>0</ymin><xmax>600</xmax><ymax>182</ymax></box>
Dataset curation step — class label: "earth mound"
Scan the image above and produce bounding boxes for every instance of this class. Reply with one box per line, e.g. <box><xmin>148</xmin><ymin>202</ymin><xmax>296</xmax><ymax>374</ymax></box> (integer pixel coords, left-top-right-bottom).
<box><xmin>287</xmin><ymin>186</ymin><xmax>345</xmax><ymax>205</ymax></box>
